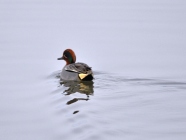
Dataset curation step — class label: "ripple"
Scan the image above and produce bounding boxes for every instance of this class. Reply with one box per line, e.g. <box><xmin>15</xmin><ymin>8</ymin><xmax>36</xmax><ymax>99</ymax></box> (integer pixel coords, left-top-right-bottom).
<box><xmin>47</xmin><ymin>70</ymin><xmax>61</xmax><ymax>79</ymax></box>
<box><xmin>94</xmin><ymin>72</ymin><xmax>186</xmax><ymax>91</ymax></box>
<box><xmin>49</xmin><ymin>70</ymin><xmax>186</xmax><ymax>140</ymax></box>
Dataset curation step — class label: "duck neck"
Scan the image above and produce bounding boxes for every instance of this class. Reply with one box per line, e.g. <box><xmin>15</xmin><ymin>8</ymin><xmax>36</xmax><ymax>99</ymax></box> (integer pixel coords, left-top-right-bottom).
<box><xmin>65</xmin><ymin>59</ymin><xmax>73</xmax><ymax>65</ymax></box>
<box><xmin>66</xmin><ymin>61</ymin><xmax>70</xmax><ymax>65</ymax></box>
<box><xmin>65</xmin><ymin>56</ymin><xmax>75</xmax><ymax>65</ymax></box>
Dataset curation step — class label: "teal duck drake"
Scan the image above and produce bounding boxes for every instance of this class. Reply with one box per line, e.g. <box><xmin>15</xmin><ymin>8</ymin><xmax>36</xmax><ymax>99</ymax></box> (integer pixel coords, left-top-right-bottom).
<box><xmin>57</xmin><ymin>49</ymin><xmax>94</xmax><ymax>81</ymax></box>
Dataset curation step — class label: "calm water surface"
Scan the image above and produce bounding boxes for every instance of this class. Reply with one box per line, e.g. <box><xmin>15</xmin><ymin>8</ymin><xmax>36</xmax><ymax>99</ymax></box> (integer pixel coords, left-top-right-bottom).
<box><xmin>1</xmin><ymin>0</ymin><xmax>186</xmax><ymax>140</ymax></box>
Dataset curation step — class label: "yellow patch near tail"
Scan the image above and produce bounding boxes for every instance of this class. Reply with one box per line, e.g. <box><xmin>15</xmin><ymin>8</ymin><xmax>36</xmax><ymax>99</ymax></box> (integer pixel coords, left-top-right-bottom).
<box><xmin>79</xmin><ymin>73</ymin><xmax>88</xmax><ymax>80</ymax></box>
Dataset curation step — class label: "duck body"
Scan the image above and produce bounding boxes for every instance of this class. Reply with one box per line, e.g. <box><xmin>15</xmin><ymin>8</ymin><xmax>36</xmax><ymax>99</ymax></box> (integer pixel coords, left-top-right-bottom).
<box><xmin>61</xmin><ymin>62</ymin><xmax>93</xmax><ymax>81</ymax></box>
<box><xmin>58</xmin><ymin>49</ymin><xmax>94</xmax><ymax>81</ymax></box>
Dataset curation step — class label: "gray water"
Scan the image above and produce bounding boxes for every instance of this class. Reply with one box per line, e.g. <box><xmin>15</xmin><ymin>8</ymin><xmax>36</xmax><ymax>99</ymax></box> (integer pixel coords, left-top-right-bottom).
<box><xmin>1</xmin><ymin>0</ymin><xmax>186</xmax><ymax>140</ymax></box>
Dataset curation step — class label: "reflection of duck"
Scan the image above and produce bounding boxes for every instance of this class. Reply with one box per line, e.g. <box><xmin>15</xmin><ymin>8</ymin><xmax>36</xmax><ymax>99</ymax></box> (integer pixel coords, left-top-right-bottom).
<box><xmin>57</xmin><ymin>49</ymin><xmax>94</xmax><ymax>81</ymax></box>
<box><xmin>60</xmin><ymin>81</ymin><xmax>94</xmax><ymax>105</ymax></box>
<box><xmin>60</xmin><ymin>81</ymin><xmax>94</xmax><ymax>95</ymax></box>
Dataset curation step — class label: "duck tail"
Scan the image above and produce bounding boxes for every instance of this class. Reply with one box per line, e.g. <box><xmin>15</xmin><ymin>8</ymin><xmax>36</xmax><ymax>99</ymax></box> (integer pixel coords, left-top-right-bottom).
<box><xmin>79</xmin><ymin>73</ymin><xmax>94</xmax><ymax>81</ymax></box>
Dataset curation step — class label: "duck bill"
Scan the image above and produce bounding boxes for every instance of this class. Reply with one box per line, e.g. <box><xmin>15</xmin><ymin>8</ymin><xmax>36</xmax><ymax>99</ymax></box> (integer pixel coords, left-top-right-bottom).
<box><xmin>57</xmin><ymin>57</ymin><xmax>63</xmax><ymax>60</ymax></box>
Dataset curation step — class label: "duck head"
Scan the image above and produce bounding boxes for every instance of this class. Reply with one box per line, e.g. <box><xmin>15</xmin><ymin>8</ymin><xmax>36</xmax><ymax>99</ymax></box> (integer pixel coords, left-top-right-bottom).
<box><xmin>57</xmin><ymin>49</ymin><xmax>76</xmax><ymax>65</ymax></box>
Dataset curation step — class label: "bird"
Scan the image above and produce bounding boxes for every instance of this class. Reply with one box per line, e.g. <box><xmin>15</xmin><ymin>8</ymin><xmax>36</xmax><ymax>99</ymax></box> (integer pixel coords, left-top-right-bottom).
<box><xmin>57</xmin><ymin>49</ymin><xmax>94</xmax><ymax>81</ymax></box>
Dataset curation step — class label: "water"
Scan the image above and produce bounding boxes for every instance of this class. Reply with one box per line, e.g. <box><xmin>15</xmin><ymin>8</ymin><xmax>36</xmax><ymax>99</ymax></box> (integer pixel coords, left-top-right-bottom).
<box><xmin>1</xmin><ymin>0</ymin><xmax>186</xmax><ymax>140</ymax></box>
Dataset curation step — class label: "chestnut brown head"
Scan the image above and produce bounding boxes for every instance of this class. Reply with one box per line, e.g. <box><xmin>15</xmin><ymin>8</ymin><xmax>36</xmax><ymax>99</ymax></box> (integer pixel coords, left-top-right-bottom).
<box><xmin>57</xmin><ymin>49</ymin><xmax>76</xmax><ymax>65</ymax></box>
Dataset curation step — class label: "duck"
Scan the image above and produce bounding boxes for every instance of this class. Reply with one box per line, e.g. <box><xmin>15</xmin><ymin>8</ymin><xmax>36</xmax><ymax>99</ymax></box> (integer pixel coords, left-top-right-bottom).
<box><xmin>57</xmin><ymin>49</ymin><xmax>94</xmax><ymax>81</ymax></box>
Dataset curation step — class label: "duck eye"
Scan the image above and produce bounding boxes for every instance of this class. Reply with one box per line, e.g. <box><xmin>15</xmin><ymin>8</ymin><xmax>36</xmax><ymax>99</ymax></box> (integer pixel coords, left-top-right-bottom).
<box><xmin>63</xmin><ymin>55</ymin><xmax>67</xmax><ymax>58</ymax></box>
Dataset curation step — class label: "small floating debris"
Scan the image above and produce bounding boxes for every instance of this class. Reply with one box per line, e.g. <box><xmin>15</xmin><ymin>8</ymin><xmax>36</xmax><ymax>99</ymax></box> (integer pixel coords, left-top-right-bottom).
<box><xmin>73</xmin><ymin>110</ymin><xmax>79</xmax><ymax>114</ymax></box>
